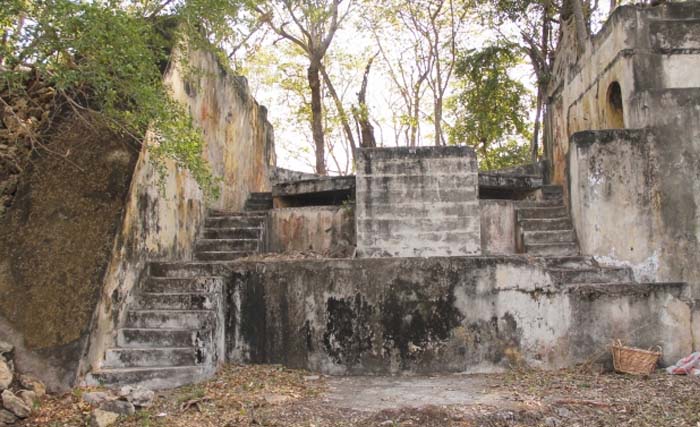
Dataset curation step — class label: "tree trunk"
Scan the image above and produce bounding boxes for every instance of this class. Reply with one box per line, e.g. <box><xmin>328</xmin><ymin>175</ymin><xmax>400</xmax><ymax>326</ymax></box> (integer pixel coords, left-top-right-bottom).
<box><xmin>531</xmin><ymin>86</ymin><xmax>543</xmax><ymax>163</ymax></box>
<box><xmin>355</xmin><ymin>56</ymin><xmax>376</xmax><ymax>148</ymax></box>
<box><xmin>542</xmin><ymin>101</ymin><xmax>554</xmax><ymax>183</ymax></box>
<box><xmin>319</xmin><ymin>64</ymin><xmax>357</xmax><ymax>158</ymax></box>
<box><xmin>308</xmin><ymin>60</ymin><xmax>326</xmax><ymax>175</ymax></box>
<box><xmin>532</xmin><ymin>3</ymin><xmax>550</xmax><ymax>163</ymax></box>
<box><xmin>434</xmin><ymin>98</ymin><xmax>443</xmax><ymax>146</ymax></box>
<box><xmin>570</xmin><ymin>0</ymin><xmax>589</xmax><ymax>51</ymax></box>
<box><xmin>410</xmin><ymin>92</ymin><xmax>420</xmax><ymax>147</ymax></box>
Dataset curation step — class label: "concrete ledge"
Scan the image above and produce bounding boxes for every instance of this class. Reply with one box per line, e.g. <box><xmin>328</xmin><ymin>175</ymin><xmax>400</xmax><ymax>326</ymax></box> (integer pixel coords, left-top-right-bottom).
<box><xmin>358</xmin><ymin>146</ymin><xmax>476</xmax><ymax>162</ymax></box>
<box><xmin>221</xmin><ymin>256</ymin><xmax>692</xmax><ymax>375</ymax></box>
<box><xmin>478</xmin><ymin>173</ymin><xmax>543</xmax><ymax>191</ymax></box>
<box><xmin>272</xmin><ymin>176</ymin><xmax>355</xmax><ymax>198</ymax></box>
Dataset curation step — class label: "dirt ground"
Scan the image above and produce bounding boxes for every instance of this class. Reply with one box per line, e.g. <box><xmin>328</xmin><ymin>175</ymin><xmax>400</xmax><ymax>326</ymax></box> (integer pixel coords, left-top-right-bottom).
<box><xmin>21</xmin><ymin>364</ymin><xmax>700</xmax><ymax>427</ymax></box>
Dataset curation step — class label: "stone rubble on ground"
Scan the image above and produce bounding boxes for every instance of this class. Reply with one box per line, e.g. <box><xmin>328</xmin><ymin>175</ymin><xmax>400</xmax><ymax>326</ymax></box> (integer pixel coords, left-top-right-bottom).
<box><xmin>18</xmin><ymin>375</ymin><xmax>45</xmax><ymax>397</ymax></box>
<box><xmin>89</xmin><ymin>408</ymin><xmax>120</xmax><ymax>427</ymax></box>
<box><xmin>1</xmin><ymin>391</ymin><xmax>30</xmax><ymax>419</ymax></box>
<box><xmin>16</xmin><ymin>390</ymin><xmax>36</xmax><ymax>408</ymax></box>
<box><xmin>0</xmin><ymin>409</ymin><xmax>17</xmax><ymax>425</ymax></box>
<box><xmin>79</xmin><ymin>384</ymin><xmax>155</xmax><ymax>425</ymax></box>
<box><xmin>99</xmin><ymin>399</ymin><xmax>135</xmax><ymax>416</ymax></box>
<box><xmin>82</xmin><ymin>391</ymin><xmax>113</xmax><ymax>406</ymax></box>
<box><xmin>0</xmin><ymin>342</ymin><xmax>12</xmax><ymax>357</ymax></box>
<box><xmin>0</xmin><ymin>339</ymin><xmax>46</xmax><ymax>425</ymax></box>
<box><xmin>119</xmin><ymin>385</ymin><xmax>155</xmax><ymax>408</ymax></box>
<box><xmin>0</xmin><ymin>361</ymin><xmax>11</xmax><ymax>392</ymax></box>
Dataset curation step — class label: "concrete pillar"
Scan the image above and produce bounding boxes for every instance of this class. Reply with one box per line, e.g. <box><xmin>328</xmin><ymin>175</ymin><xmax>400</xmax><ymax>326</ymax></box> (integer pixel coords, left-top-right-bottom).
<box><xmin>355</xmin><ymin>146</ymin><xmax>481</xmax><ymax>257</ymax></box>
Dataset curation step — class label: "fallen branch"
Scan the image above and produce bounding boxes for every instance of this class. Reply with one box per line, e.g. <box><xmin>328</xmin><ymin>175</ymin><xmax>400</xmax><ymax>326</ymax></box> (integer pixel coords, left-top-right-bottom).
<box><xmin>180</xmin><ymin>396</ymin><xmax>211</xmax><ymax>413</ymax></box>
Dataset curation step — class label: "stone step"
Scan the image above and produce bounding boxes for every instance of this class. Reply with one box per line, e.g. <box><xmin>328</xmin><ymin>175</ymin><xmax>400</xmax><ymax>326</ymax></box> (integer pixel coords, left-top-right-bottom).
<box><xmin>117</xmin><ymin>328</ymin><xmax>202</xmax><ymax>348</ymax></box>
<box><xmin>246</xmin><ymin>199</ymin><xmax>272</xmax><ymax>205</ymax></box>
<box><xmin>523</xmin><ymin>230</ymin><xmax>576</xmax><ymax>245</ymax></box>
<box><xmin>517</xmin><ymin>206</ymin><xmax>568</xmax><ymax>220</ymax></box>
<box><xmin>208</xmin><ymin>210</ymin><xmax>237</xmax><ymax>217</ymax></box>
<box><xmin>86</xmin><ymin>366</ymin><xmax>210</xmax><ymax>390</ymax></box>
<box><xmin>148</xmin><ymin>262</ymin><xmax>226</xmax><ymax>278</ymax></box>
<box><xmin>195</xmin><ymin>239</ymin><xmax>259</xmax><ymax>252</ymax></box>
<box><xmin>244</xmin><ymin>205</ymin><xmax>272</xmax><ymax>212</ymax></box>
<box><xmin>541</xmin><ymin>185</ymin><xmax>563</xmax><ymax>198</ymax></box>
<box><xmin>540</xmin><ymin>256</ymin><xmax>598</xmax><ymax>269</ymax></box>
<box><xmin>245</xmin><ymin>202</ymin><xmax>272</xmax><ymax>209</ymax></box>
<box><xmin>244</xmin><ymin>203</ymin><xmax>272</xmax><ymax>213</ymax></box>
<box><xmin>518</xmin><ymin>217</ymin><xmax>572</xmax><ymax>231</ymax></box>
<box><xmin>124</xmin><ymin>310</ymin><xmax>215</xmax><ymax>329</ymax></box>
<box><xmin>547</xmin><ymin>267</ymin><xmax>633</xmax><ymax>284</ymax></box>
<box><xmin>104</xmin><ymin>347</ymin><xmax>198</xmax><ymax>369</ymax></box>
<box><xmin>208</xmin><ymin>210</ymin><xmax>265</xmax><ymax>217</ymax></box>
<box><xmin>525</xmin><ymin>242</ymin><xmax>579</xmax><ymax>256</ymax></box>
<box><xmin>142</xmin><ymin>276</ymin><xmax>223</xmax><ymax>293</ymax></box>
<box><xmin>248</xmin><ymin>192</ymin><xmax>272</xmax><ymax>199</ymax></box>
<box><xmin>135</xmin><ymin>293</ymin><xmax>215</xmax><ymax>310</ymax></box>
<box><xmin>195</xmin><ymin>251</ymin><xmax>252</xmax><ymax>261</ymax></box>
<box><xmin>203</xmin><ymin>227</ymin><xmax>261</xmax><ymax>240</ymax></box>
<box><xmin>246</xmin><ymin>194</ymin><xmax>272</xmax><ymax>203</ymax></box>
<box><xmin>205</xmin><ymin>216</ymin><xmax>265</xmax><ymax>228</ymax></box>
<box><xmin>515</xmin><ymin>199</ymin><xmax>563</xmax><ymax>208</ymax></box>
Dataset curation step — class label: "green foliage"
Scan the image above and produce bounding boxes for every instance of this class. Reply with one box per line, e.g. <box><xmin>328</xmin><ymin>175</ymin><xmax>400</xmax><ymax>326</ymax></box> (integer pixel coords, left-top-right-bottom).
<box><xmin>448</xmin><ymin>43</ymin><xmax>533</xmax><ymax>170</ymax></box>
<box><xmin>0</xmin><ymin>0</ymin><xmax>248</xmax><ymax>198</ymax></box>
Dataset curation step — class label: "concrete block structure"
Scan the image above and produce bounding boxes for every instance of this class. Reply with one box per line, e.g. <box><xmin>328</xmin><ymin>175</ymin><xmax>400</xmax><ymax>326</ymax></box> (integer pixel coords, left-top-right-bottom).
<box><xmin>355</xmin><ymin>146</ymin><xmax>481</xmax><ymax>257</ymax></box>
<box><xmin>3</xmin><ymin>2</ymin><xmax>700</xmax><ymax>393</ymax></box>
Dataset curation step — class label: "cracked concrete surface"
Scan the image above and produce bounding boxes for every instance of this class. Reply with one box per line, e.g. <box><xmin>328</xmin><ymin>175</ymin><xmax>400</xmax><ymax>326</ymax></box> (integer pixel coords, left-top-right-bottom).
<box><xmin>322</xmin><ymin>374</ymin><xmax>511</xmax><ymax>412</ymax></box>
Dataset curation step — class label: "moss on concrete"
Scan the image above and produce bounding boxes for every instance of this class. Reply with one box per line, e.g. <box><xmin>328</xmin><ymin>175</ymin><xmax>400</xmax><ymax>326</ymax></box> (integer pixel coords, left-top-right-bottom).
<box><xmin>0</xmin><ymin>114</ymin><xmax>137</xmax><ymax>355</ymax></box>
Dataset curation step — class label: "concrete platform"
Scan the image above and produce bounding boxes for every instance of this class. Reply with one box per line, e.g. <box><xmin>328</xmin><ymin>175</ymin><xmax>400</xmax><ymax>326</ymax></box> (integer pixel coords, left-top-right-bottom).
<box><xmin>323</xmin><ymin>374</ymin><xmax>508</xmax><ymax>412</ymax></box>
<box><xmin>269</xmin><ymin>171</ymin><xmax>544</xmax><ymax>208</ymax></box>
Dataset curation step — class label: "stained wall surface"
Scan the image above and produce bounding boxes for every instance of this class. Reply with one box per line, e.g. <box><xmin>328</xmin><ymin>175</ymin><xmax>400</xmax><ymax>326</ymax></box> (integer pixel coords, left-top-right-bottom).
<box><xmin>356</xmin><ymin>146</ymin><xmax>481</xmax><ymax>257</ymax></box>
<box><xmin>83</xmin><ymin>48</ymin><xmax>275</xmax><ymax>380</ymax></box>
<box><xmin>268</xmin><ymin>206</ymin><xmax>355</xmax><ymax>255</ymax></box>
<box><xmin>225</xmin><ymin>257</ymin><xmax>692</xmax><ymax>374</ymax></box>
<box><xmin>546</xmin><ymin>3</ymin><xmax>700</xmax><ymax>187</ymax></box>
<box><xmin>569</xmin><ymin>115</ymin><xmax>700</xmax><ymax>296</ymax></box>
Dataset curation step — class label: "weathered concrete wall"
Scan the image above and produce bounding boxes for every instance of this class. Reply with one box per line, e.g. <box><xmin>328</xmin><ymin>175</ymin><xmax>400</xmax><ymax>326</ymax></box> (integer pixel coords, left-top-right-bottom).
<box><xmin>546</xmin><ymin>3</ymin><xmax>700</xmax><ymax>186</ymax></box>
<box><xmin>268</xmin><ymin>206</ymin><xmax>355</xmax><ymax>254</ymax></box>
<box><xmin>356</xmin><ymin>146</ymin><xmax>481</xmax><ymax>257</ymax></box>
<box><xmin>226</xmin><ymin>257</ymin><xmax>692</xmax><ymax>374</ymax></box>
<box><xmin>83</xmin><ymin>48</ymin><xmax>275</xmax><ymax>380</ymax></box>
<box><xmin>480</xmin><ymin>200</ymin><xmax>516</xmax><ymax>255</ymax></box>
<box><xmin>569</xmin><ymin>125</ymin><xmax>700</xmax><ymax>296</ymax></box>
<box><xmin>169</xmin><ymin>51</ymin><xmax>275</xmax><ymax>211</ymax></box>
<box><xmin>0</xmin><ymin>117</ymin><xmax>138</xmax><ymax>391</ymax></box>
<box><xmin>270</xmin><ymin>167</ymin><xmax>318</xmax><ymax>184</ymax></box>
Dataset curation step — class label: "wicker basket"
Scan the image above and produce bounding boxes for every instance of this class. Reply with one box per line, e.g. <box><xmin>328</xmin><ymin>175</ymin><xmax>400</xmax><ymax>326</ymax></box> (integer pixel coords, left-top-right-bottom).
<box><xmin>611</xmin><ymin>340</ymin><xmax>662</xmax><ymax>375</ymax></box>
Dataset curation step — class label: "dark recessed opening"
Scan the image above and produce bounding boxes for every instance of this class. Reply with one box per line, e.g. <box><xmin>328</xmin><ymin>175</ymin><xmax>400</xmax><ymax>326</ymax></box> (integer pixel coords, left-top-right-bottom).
<box><xmin>606</xmin><ymin>81</ymin><xmax>625</xmax><ymax>128</ymax></box>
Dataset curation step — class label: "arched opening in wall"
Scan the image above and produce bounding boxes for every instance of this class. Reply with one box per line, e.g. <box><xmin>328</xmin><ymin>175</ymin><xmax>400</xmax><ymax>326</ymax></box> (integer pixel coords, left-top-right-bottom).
<box><xmin>606</xmin><ymin>81</ymin><xmax>625</xmax><ymax>129</ymax></box>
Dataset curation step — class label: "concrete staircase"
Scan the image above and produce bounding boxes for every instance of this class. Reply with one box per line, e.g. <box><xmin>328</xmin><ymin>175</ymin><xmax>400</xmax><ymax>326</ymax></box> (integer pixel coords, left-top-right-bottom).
<box><xmin>243</xmin><ymin>192</ymin><xmax>273</xmax><ymax>212</ymax></box>
<box><xmin>514</xmin><ymin>186</ymin><xmax>634</xmax><ymax>285</ymax></box>
<box><xmin>516</xmin><ymin>185</ymin><xmax>579</xmax><ymax>256</ymax></box>
<box><xmin>88</xmin><ymin>208</ymin><xmax>267</xmax><ymax>389</ymax></box>
<box><xmin>196</xmin><ymin>211</ymin><xmax>266</xmax><ymax>261</ymax></box>
<box><xmin>87</xmin><ymin>272</ymin><xmax>225</xmax><ymax>389</ymax></box>
<box><xmin>542</xmin><ymin>256</ymin><xmax>633</xmax><ymax>286</ymax></box>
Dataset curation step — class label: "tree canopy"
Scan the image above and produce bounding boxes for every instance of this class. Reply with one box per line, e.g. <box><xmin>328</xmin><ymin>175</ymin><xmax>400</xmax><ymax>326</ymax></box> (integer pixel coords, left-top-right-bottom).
<box><xmin>1</xmin><ymin>0</ymin><xmax>251</xmax><ymax>196</ymax></box>
<box><xmin>449</xmin><ymin>44</ymin><xmax>532</xmax><ymax>170</ymax></box>
<box><xmin>2</xmin><ymin>0</ymin><xmax>622</xmax><ymax>182</ymax></box>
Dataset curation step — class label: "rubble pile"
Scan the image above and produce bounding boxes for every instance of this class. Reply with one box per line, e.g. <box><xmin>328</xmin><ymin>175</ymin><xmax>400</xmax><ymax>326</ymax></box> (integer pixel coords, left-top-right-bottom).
<box><xmin>0</xmin><ymin>340</ymin><xmax>46</xmax><ymax>426</ymax></box>
<box><xmin>83</xmin><ymin>386</ymin><xmax>155</xmax><ymax>427</ymax></box>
